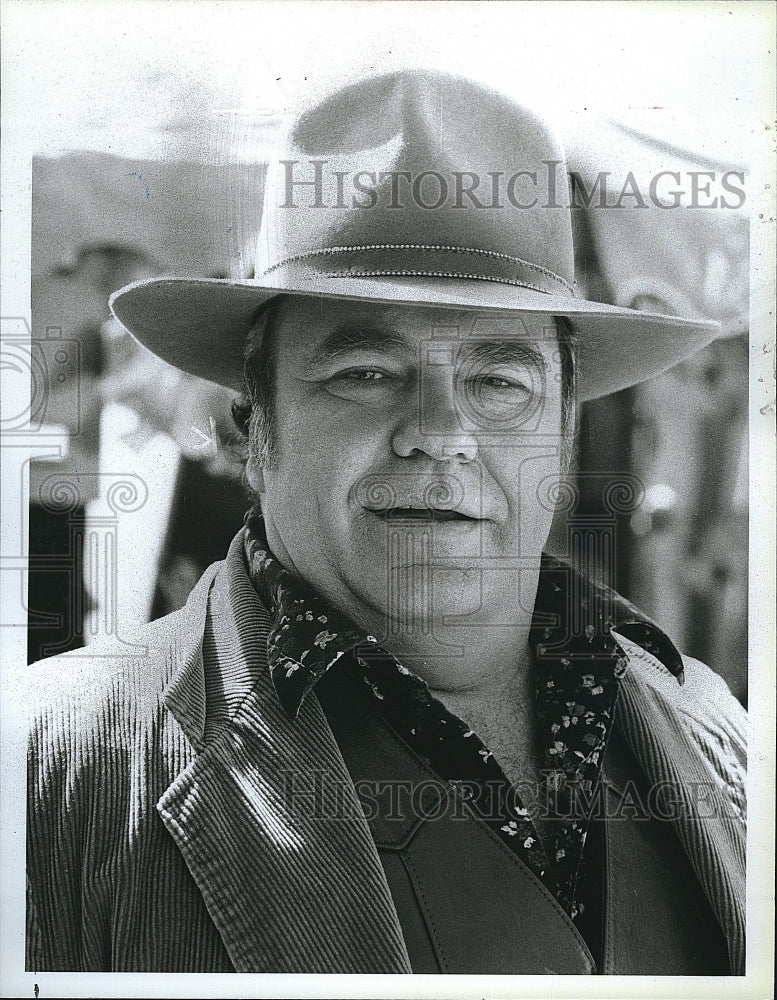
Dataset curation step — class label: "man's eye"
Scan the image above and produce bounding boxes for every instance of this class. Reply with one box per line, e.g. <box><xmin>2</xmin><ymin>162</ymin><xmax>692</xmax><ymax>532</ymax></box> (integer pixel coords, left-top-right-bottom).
<box><xmin>339</xmin><ymin>369</ymin><xmax>388</xmax><ymax>382</ymax></box>
<box><xmin>469</xmin><ymin>374</ymin><xmax>530</xmax><ymax>392</ymax></box>
<box><xmin>324</xmin><ymin>368</ymin><xmax>401</xmax><ymax>399</ymax></box>
<box><xmin>460</xmin><ymin>371</ymin><xmax>536</xmax><ymax>425</ymax></box>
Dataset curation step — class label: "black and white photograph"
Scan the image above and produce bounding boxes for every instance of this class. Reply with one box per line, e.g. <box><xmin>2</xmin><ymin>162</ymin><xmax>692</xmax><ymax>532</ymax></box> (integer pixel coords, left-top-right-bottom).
<box><xmin>1</xmin><ymin>2</ymin><xmax>774</xmax><ymax>997</ymax></box>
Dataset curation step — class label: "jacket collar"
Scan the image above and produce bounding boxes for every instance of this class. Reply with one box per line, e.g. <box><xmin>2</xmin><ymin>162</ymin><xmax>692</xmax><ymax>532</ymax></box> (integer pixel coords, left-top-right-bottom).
<box><xmin>160</xmin><ymin>558</ymin><xmax>220</xmax><ymax>750</ymax></box>
<box><xmin>157</xmin><ymin>532</ymin><xmax>411</xmax><ymax>973</ymax></box>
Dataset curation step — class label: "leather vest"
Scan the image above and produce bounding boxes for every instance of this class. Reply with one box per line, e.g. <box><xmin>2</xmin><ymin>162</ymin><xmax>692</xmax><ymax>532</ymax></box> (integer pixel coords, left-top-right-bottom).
<box><xmin>316</xmin><ymin>665</ymin><xmax>729</xmax><ymax>975</ymax></box>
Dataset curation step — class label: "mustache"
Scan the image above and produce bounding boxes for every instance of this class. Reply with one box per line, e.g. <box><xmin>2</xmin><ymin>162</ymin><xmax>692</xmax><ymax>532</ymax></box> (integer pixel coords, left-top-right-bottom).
<box><xmin>352</xmin><ymin>472</ymin><xmax>485</xmax><ymax>519</ymax></box>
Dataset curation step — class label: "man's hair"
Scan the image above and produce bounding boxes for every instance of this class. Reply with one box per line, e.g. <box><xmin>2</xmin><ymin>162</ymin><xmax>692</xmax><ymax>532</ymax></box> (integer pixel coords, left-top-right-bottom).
<box><xmin>231</xmin><ymin>296</ymin><xmax>286</xmax><ymax>468</ymax></box>
<box><xmin>231</xmin><ymin>297</ymin><xmax>579</xmax><ymax>470</ymax></box>
<box><xmin>555</xmin><ymin>315</ymin><xmax>579</xmax><ymax>462</ymax></box>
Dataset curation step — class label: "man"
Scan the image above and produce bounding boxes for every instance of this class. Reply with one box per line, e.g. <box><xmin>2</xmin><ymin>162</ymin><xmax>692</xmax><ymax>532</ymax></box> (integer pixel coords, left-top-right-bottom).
<box><xmin>26</xmin><ymin>70</ymin><xmax>746</xmax><ymax>975</ymax></box>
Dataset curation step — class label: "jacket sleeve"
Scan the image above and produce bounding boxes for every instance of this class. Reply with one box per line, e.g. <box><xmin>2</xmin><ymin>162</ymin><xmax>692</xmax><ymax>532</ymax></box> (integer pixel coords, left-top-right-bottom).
<box><xmin>25</xmin><ymin>875</ymin><xmax>44</xmax><ymax>971</ymax></box>
<box><xmin>26</xmin><ymin>652</ymin><xmax>116</xmax><ymax>971</ymax></box>
<box><xmin>24</xmin><ymin>574</ymin><xmax>229</xmax><ymax>973</ymax></box>
<box><xmin>680</xmin><ymin>651</ymin><xmax>747</xmax><ymax>820</ymax></box>
<box><xmin>615</xmin><ymin>635</ymin><xmax>747</xmax><ymax>974</ymax></box>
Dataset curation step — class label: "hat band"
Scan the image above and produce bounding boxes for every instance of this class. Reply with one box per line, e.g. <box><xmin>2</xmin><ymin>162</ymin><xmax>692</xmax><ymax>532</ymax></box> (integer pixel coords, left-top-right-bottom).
<box><xmin>261</xmin><ymin>244</ymin><xmax>575</xmax><ymax>297</ymax></box>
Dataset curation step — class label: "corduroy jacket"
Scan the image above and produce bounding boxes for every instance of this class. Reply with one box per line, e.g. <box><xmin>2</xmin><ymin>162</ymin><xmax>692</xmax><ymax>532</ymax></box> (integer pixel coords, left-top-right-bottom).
<box><xmin>25</xmin><ymin>533</ymin><xmax>747</xmax><ymax>974</ymax></box>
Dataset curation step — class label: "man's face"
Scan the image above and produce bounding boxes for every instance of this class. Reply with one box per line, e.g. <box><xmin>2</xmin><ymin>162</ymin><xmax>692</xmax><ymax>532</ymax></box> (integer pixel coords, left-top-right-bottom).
<box><xmin>258</xmin><ymin>296</ymin><xmax>567</xmax><ymax>635</ymax></box>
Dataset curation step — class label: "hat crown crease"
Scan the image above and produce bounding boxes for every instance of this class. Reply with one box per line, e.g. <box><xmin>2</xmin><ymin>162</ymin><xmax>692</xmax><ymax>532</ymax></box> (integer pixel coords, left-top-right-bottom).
<box><xmin>256</xmin><ymin>69</ymin><xmax>575</xmax><ymax>288</ymax></box>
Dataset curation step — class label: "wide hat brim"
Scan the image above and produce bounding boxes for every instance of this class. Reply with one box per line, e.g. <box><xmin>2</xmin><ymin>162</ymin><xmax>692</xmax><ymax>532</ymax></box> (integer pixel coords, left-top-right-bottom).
<box><xmin>110</xmin><ymin>271</ymin><xmax>720</xmax><ymax>402</ymax></box>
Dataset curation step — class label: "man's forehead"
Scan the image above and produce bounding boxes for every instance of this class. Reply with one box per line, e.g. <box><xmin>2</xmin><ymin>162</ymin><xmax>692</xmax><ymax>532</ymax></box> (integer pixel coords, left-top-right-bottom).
<box><xmin>275</xmin><ymin>295</ymin><xmax>561</xmax><ymax>353</ymax></box>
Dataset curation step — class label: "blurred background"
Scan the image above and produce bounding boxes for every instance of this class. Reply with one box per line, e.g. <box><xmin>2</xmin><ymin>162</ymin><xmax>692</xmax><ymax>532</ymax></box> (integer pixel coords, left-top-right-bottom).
<box><xmin>11</xmin><ymin>1</ymin><xmax>766</xmax><ymax>703</ymax></box>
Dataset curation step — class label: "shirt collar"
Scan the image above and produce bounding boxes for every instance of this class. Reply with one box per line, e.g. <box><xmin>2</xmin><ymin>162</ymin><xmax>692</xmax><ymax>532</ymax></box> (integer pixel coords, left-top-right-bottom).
<box><xmin>244</xmin><ymin>513</ymin><xmax>373</xmax><ymax>718</ymax></box>
<box><xmin>242</xmin><ymin>512</ymin><xmax>684</xmax><ymax>720</ymax></box>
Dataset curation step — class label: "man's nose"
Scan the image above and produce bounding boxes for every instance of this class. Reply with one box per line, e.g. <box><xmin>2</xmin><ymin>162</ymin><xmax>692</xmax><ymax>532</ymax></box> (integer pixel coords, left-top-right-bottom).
<box><xmin>391</xmin><ymin>378</ymin><xmax>478</xmax><ymax>463</ymax></box>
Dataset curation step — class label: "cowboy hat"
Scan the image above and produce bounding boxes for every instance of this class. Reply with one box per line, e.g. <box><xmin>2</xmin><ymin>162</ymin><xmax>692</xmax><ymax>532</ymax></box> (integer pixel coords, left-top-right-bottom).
<box><xmin>110</xmin><ymin>70</ymin><xmax>719</xmax><ymax>401</ymax></box>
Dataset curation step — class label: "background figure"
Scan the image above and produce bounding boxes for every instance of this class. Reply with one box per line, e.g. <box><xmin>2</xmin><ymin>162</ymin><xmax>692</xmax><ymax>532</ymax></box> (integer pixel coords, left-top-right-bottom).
<box><xmin>28</xmin><ymin>243</ymin><xmax>247</xmax><ymax>660</ymax></box>
<box><xmin>28</xmin><ymin>245</ymin><xmax>145</xmax><ymax>661</ymax></box>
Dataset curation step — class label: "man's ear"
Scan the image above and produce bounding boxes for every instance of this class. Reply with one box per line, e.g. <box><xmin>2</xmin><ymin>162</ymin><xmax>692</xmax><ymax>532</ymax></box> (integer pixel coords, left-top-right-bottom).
<box><xmin>245</xmin><ymin>457</ymin><xmax>265</xmax><ymax>494</ymax></box>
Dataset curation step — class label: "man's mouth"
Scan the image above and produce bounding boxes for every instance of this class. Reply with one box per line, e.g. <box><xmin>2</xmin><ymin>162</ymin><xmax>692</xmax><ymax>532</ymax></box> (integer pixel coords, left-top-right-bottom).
<box><xmin>368</xmin><ymin>508</ymin><xmax>478</xmax><ymax>523</ymax></box>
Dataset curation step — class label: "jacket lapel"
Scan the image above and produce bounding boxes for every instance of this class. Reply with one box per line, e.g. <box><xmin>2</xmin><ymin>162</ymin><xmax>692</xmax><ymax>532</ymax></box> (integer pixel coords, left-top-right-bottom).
<box><xmin>156</xmin><ymin>534</ymin><xmax>411</xmax><ymax>973</ymax></box>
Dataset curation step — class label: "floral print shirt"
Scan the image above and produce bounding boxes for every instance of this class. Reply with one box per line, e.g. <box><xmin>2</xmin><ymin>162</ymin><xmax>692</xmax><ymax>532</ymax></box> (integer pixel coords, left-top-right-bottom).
<box><xmin>243</xmin><ymin>513</ymin><xmax>683</xmax><ymax>923</ymax></box>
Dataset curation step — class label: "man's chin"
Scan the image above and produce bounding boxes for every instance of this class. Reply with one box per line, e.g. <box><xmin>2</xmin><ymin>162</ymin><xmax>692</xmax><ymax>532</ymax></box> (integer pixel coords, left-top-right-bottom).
<box><xmin>374</xmin><ymin>565</ymin><xmax>492</xmax><ymax>623</ymax></box>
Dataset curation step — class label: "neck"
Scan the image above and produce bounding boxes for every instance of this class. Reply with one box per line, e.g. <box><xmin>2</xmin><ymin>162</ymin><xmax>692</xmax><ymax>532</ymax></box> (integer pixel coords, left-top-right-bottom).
<box><xmin>374</xmin><ymin>610</ymin><xmax>540</xmax><ymax>786</ymax></box>
<box><xmin>354</xmin><ymin>566</ymin><xmax>542</xmax><ymax>780</ymax></box>
<box><xmin>379</xmin><ymin>621</ymin><xmax>534</xmax><ymax>695</ymax></box>
<box><xmin>352</xmin><ymin>564</ymin><xmax>540</xmax><ymax>698</ymax></box>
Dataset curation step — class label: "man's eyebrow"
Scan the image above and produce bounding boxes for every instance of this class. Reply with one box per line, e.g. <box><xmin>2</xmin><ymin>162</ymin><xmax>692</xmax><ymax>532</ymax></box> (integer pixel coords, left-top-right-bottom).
<box><xmin>301</xmin><ymin>325</ymin><xmax>414</xmax><ymax>367</ymax></box>
<box><xmin>459</xmin><ymin>340</ymin><xmax>548</xmax><ymax>372</ymax></box>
